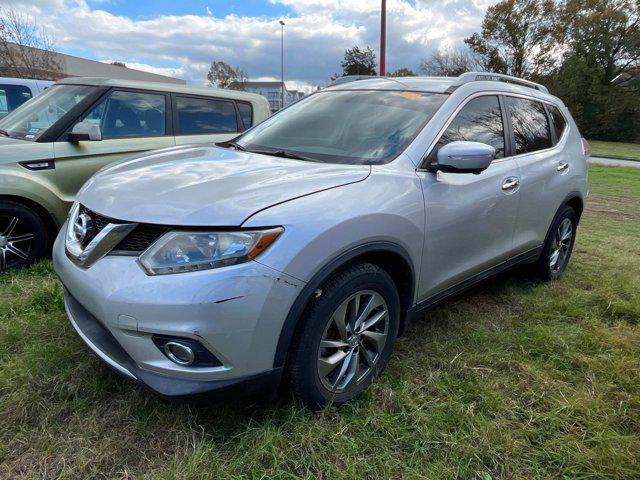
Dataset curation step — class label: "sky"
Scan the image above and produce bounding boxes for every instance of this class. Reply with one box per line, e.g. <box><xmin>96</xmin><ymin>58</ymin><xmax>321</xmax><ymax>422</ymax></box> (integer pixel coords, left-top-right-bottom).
<box><xmin>7</xmin><ymin>0</ymin><xmax>499</xmax><ymax>91</ymax></box>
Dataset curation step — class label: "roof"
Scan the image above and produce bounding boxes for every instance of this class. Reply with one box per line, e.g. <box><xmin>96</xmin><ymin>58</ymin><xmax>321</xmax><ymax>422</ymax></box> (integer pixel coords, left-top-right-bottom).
<box><xmin>56</xmin><ymin>77</ymin><xmax>266</xmax><ymax>102</ymax></box>
<box><xmin>325</xmin><ymin>76</ymin><xmax>458</xmax><ymax>93</ymax></box>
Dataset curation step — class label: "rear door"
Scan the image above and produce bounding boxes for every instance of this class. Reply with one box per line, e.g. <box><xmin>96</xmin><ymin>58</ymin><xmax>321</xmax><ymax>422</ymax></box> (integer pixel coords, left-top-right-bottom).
<box><xmin>416</xmin><ymin>94</ymin><xmax>522</xmax><ymax>300</ymax></box>
<box><xmin>506</xmin><ymin>96</ymin><xmax>570</xmax><ymax>253</ymax></box>
<box><xmin>172</xmin><ymin>94</ymin><xmax>248</xmax><ymax>146</ymax></box>
<box><xmin>53</xmin><ymin>88</ymin><xmax>175</xmax><ymax>205</ymax></box>
<box><xmin>0</xmin><ymin>83</ymin><xmax>33</xmax><ymax>119</ymax></box>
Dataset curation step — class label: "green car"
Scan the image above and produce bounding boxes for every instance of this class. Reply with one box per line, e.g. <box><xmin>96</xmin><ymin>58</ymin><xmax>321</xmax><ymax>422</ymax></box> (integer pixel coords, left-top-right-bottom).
<box><xmin>0</xmin><ymin>77</ymin><xmax>271</xmax><ymax>271</ymax></box>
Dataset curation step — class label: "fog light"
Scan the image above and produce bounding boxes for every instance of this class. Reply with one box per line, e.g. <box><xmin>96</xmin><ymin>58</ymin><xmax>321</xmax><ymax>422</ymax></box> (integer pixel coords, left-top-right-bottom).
<box><xmin>163</xmin><ymin>341</ymin><xmax>195</xmax><ymax>366</ymax></box>
<box><xmin>152</xmin><ymin>335</ymin><xmax>222</xmax><ymax>367</ymax></box>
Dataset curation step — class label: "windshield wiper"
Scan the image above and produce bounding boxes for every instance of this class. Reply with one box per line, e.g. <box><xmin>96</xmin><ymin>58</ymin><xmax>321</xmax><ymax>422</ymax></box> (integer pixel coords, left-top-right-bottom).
<box><xmin>0</xmin><ymin>129</ymin><xmax>10</xmax><ymax>137</ymax></box>
<box><xmin>246</xmin><ymin>149</ymin><xmax>318</xmax><ymax>162</ymax></box>
<box><xmin>215</xmin><ymin>140</ymin><xmax>246</xmax><ymax>151</ymax></box>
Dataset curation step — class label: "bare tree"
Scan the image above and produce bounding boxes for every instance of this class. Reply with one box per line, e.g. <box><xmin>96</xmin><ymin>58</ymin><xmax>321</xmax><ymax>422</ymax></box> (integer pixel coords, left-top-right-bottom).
<box><xmin>421</xmin><ymin>46</ymin><xmax>483</xmax><ymax>76</ymax></box>
<box><xmin>0</xmin><ymin>7</ymin><xmax>63</xmax><ymax>80</ymax></box>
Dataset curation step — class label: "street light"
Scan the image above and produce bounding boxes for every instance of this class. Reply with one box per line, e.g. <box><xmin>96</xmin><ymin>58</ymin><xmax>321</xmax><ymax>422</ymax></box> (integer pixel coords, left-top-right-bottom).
<box><xmin>279</xmin><ymin>20</ymin><xmax>285</xmax><ymax>110</ymax></box>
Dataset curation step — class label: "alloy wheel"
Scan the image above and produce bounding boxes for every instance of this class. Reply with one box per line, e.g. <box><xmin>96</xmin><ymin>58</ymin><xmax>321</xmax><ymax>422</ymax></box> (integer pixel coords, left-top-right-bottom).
<box><xmin>549</xmin><ymin>218</ymin><xmax>573</xmax><ymax>273</ymax></box>
<box><xmin>0</xmin><ymin>216</ymin><xmax>34</xmax><ymax>271</ymax></box>
<box><xmin>317</xmin><ymin>290</ymin><xmax>389</xmax><ymax>392</ymax></box>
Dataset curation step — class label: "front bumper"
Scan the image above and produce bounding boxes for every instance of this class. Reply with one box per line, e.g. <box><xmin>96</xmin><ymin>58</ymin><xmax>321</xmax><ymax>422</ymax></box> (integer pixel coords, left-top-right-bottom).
<box><xmin>53</xmin><ymin>224</ymin><xmax>304</xmax><ymax>399</ymax></box>
<box><xmin>64</xmin><ymin>289</ymin><xmax>282</xmax><ymax>399</ymax></box>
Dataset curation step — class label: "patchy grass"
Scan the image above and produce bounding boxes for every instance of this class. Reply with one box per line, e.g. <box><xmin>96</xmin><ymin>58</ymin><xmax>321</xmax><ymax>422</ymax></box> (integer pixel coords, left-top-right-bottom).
<box><xmin>1</xmin><ymin>165</ymin><xmax>639</xmax><ymax>479</ymax></box>
<box><xmin>589</xmin><ymin>140</ymin><xmax>640</xmax><ymax>161</ymax></box>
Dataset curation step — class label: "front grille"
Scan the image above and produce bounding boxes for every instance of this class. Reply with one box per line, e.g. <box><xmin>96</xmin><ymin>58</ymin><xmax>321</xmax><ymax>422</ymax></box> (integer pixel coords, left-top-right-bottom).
<box><xmin>113</xmin><ymin>224</ymin><xmax>169</xmax><ymax>253</ymax></box>
<box><xmin>79</xmin><ymin>205</ymin><xmax>168</xmax><ymax>254</ymax></box>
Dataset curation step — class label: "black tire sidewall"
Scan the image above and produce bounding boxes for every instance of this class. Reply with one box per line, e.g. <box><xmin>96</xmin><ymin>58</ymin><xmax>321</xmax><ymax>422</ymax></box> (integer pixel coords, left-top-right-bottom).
<box><xmin>538</xmin><ymin>205</ymin><xmax>577</xmax><ymax>281</ymax></box>
<box><xmin>288</xmin><ymin>263</ymin><xmax>400</xmax><ymax>409</ymax></box>
<box><xmin>0</xmin><ymin>201</ymin><xmax>48</xmax><ymax>270</ymax></box>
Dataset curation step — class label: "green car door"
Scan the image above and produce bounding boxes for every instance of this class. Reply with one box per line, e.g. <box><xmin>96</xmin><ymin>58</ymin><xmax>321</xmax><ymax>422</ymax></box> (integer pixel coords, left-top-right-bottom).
<box><xmin>53</xmin><ymin>89</ymin><xmax>175</xmax><ymax>208</ymax></box>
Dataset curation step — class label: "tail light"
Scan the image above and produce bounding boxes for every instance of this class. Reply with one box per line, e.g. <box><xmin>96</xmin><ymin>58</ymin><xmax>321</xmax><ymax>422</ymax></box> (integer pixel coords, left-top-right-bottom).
<box><xmin>581</xmin><ymin>138</ymin><xmax>591</xmax><ymax>158</ymax></box>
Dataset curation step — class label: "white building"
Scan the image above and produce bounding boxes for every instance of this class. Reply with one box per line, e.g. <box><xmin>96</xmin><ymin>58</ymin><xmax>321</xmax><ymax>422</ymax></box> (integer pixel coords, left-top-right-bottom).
<box><xmin>237</xmin><ymin>81</ymin><xmax>305</xmax><ymax>112</ymax></box>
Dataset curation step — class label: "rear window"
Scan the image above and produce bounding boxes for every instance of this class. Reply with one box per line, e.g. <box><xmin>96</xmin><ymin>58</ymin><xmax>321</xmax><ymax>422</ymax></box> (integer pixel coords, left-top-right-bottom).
<box><xmin>0</xmin><ymin>84</ymin><xmax>32</xmax><ymax>119</ymax></box>
<box><xmin>237</xmin><ymin>102</ymin><xmax>253</xmax><ymax>129</ymax></box>
<box><xmin>549</xmin><ymin>105</ymin><xmax>567</xmax><ymax>143</ymax></box>
<box><xmin>176</xmin><ymin>96</ymin><xmax>238</xmax><ymax>135</ymax></box>
<box><xmin>506</xmin><ymin>96</ymin><xmax>552</xmax><ymax>155</ymax></box>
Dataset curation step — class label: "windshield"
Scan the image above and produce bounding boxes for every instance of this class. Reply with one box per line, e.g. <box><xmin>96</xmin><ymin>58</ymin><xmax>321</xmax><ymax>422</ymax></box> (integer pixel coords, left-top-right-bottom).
<box><xmin>234</xmin><ymin>90</ymin><xmax>447</xmax><ymax>164</ymax></box>
<box><xmin>0</xmin><ymin>84</ymin><xmax>96</xmax><ymax>141</ymax></box>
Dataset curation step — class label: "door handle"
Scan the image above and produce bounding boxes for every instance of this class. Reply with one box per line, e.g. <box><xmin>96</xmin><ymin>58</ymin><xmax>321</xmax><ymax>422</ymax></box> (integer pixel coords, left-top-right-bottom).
<box><xmin>557</xmin><ymin>162</ymin><xmax>569</xmax><ymax>172</ymax></box>
<box><xmin>501</xmin><ymin>177</ymin><xmax>520</xmax><ymax>192</ymax></box>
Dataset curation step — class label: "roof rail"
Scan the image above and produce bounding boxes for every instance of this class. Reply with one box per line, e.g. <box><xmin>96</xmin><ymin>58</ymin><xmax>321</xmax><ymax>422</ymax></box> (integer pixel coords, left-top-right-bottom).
<box><xmin>327</xmin><ymin>75</ymin><xmax>381</xmax><ymax>87</ymax></box>
<box><xmin>448</xmin><ymin>72</ymin><xmax>549</xmax><ymax>94</ymax></box>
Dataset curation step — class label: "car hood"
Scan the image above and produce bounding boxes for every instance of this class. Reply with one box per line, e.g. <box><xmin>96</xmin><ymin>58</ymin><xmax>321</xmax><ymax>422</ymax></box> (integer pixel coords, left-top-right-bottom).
<box><xmin>79</xmin><ymin>144</ymin><xmax>371</xmax><ymax>226</ymax></box>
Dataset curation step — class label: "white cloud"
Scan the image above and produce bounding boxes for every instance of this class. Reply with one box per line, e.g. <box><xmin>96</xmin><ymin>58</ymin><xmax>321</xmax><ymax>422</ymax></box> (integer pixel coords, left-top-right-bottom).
<box><xmin>100</xmin><ymin>60</ymin><xmax>186</xmax><ymax>79</ymax></box>
<box><xmin>8</xmin><ymin>0</ymin><xmax>498</xmax><ymax>87</ymax></box>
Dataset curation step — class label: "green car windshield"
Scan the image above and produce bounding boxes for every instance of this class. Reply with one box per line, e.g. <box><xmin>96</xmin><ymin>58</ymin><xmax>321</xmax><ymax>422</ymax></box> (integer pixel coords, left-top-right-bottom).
<box><xmin>0</xmin><ymin>84</ymin><xmax>96</xmax><ymax>141</ymax></box>
<box><xmin>235</xmin><ymin>90</ymin><xmax>448</xmax><ymax>165</ymax></box>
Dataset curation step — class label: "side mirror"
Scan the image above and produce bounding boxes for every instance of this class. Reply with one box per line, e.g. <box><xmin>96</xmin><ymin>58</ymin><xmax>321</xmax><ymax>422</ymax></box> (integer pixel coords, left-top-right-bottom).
<box><xmin>68</xmin><ymin>122</ymin><xmax>102</xmax><ymax>142</ymax></box>
<box><xmin>433</xmin><ymin>141</ymin><xmax>495</xmax><ymax>174</ymax></box>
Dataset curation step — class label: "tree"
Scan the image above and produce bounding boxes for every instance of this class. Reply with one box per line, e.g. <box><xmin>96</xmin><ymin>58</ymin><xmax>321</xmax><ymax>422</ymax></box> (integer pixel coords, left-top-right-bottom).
<box><xmin>421</xmin><ymin>46</ymin><xmax>482</xmax><ymax>76</ymax></box>
<box><xmin>388</xmin><ymin>67</ymin><xmax>417</xmax><ymax>77</ymax></box>
<box><xmin>207</xmin><ymin>61</ymin><xmax>248</xmax><ymax>90</ymax></box>
<box><xmin>547</xmin><ymin>0</ymin><xmax>640</xmax><ymax>141</ymax></box>
<box><xmin>339</xmin><ymin>46</ymin><xmax>377</xmax><ymax>76</ymax></box>
<box><xmin>0</xmin><ymin>7</ymin><xmax>63</xmax><ymax>80</ymax></box>
<box><xmin>464</xmin><ymin>0</ymin><xmax>556</xmax><ymax>78</ymax></box>
<box><xmin>111</xmin><ymin>61</ymin><xmax>127</xmax><ymax>68</ymax></box>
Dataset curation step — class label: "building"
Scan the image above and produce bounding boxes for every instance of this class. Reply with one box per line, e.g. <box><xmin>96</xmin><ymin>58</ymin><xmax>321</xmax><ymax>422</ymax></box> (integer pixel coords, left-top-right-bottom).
<box><xmin>0</xmin><ymin>42</ymin><xmax>185</xmax><ymax>85</ymax></box>
<box><xmin>236</xmin><ymin>81</ymin><xmax>305</xmax><ymax>111</ymax></box>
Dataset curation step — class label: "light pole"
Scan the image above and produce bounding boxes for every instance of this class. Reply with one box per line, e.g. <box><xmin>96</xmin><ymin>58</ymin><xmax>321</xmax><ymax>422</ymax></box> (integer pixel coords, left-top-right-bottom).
<box><xmin>380</xmin><ymin>0</ymin><xmax>386</xmax><ymax>76</ymax></box>
<box><xmin>279</xmin><ymin>20</ymin><xmax>285</xmax><ymax>110</ymax></box>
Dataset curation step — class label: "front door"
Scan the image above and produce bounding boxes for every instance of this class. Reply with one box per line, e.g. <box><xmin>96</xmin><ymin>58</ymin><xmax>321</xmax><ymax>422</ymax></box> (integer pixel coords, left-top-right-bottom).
<box><xmin>53</xmin><ymin>89</ymin><xmax>175</xmax><ymax>208</ymax></box>
<box><xmin>416</xmin><ymin>95</ymin><xmax>521</xmax><ymax>301</ymax></box>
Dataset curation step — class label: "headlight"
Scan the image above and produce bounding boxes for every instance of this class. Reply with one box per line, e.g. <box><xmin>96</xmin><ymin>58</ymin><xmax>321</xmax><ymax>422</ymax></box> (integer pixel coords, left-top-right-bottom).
<box><xmin>138</xmin><ymin>228</ymin><xmax>283</xmax><ymax>275</ymax></box>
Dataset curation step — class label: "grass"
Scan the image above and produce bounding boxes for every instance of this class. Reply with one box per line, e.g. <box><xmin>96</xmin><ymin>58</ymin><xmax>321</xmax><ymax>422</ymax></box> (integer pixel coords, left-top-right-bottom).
<box><xmin>1</xmin><ymin>165</ymin><xmax>639</xmax><ymax>479</ymax></box>
<box><xmin>589</xmin><ymin>140</ymin><xmax>640</xmax><ymax>161</ymax></box>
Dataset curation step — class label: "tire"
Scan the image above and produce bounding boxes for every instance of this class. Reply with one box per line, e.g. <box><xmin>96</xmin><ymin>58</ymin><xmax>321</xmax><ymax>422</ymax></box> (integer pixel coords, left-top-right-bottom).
<box><xmin>0</xmin><ymin>201</ymin><xmax>48</xmax><ymax>271</ymax></box>
<box><xmin>287</xmin><ymin>262</ymin><xmax>400</xmax><ymax>410</ymax></box>
<box><xmin>536</xmin><ymin>205</ymin><xmax>577</xmax><ymax>281</ymax></box>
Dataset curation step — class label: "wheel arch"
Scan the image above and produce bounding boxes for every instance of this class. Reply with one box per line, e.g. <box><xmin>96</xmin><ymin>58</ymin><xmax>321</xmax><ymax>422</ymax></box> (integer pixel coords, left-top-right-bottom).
<box><xmin>272</xmin><ymin>241</ymin><xmax>416</xmax><ymax>369</ymax></box>
<box><xmin>0</xmin><ymin>194</ymin><xmax>59</xmax><ymax>248</ymax></box>
<box><xmin>563</xmin><ymin>192</ymin><xmax>584</xmax><ymax>221</ymax></box>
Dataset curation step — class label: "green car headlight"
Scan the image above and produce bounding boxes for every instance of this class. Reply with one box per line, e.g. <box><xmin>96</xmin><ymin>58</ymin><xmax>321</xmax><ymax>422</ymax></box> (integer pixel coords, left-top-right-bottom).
<box><xmin>138</xmin><ymin>228</ymin><xmax>283</xmax><ymax>275</ymax></box>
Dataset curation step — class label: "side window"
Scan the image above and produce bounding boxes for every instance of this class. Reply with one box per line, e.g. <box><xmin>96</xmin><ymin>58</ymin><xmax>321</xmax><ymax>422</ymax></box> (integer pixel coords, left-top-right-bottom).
<box><xmin>78</xmin><ymin>90</ymin><xmax>166</xmax><ymax>139</ymax></box>
<box><xmin>506</xmin><ymin>97</ymin><xmax>552</xmax><ymax>154</ymax></box>
<box><xmin>176</xmin><ymin>96</ymin><xmax>238</xmax><ymax>135</ymax></box>
<box><xmin>0</xmin><ymin>84</ymin><xmax>33</xmax><ymax>119</ymax></box>
<box><xmin>429</xmin><ymin>95</ymin><xmax>505</xmax><ymax>162</ymax></box>
<box><xmin>237</xmin><ymin>102</ymin><xmax>253</xmax><ymax>129</ymax></box>
<box><xmin>549</xmin><ymin>105</ymin><xmax>567</xmax><ymax>143</ymax></box>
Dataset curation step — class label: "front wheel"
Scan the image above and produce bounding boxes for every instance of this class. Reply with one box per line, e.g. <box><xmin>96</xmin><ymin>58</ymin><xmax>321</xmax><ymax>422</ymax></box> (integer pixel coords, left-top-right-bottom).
<box><xmin>287</xmin><ymin>262</ymin><xmax>400</xmax><ymax>410</ymax></box>
<box><xmin>0</xmin><ymin>201</ymin><xmax>48</xmax><ymax>271</ymax></box>
<box><xmin>536</xmin><ymin>205</ymin><xmax>577</xmax><ymax>281</ymax></box>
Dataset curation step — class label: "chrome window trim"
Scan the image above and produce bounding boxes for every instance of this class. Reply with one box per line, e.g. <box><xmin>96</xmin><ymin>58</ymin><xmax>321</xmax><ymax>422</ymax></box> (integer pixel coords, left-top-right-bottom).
<box><xmin>417</xmin><ymin>90</ymin><xmax>569</xmax><ymax>171</ymax></box>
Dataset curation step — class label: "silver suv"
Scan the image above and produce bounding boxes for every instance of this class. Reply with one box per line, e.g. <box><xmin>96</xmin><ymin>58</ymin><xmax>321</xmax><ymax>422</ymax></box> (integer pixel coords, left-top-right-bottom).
<box><xmin>53</xmin><ymin>73</ymin><xmax>589</xmax><ymax>409</ymax></box>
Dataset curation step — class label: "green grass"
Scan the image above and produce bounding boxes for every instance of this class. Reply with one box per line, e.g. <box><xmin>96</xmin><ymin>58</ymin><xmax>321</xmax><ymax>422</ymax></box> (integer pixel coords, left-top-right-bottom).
<box><xmin>589</xmin><ymin>140</ymin><xmax>640</xmax><ymax>161</ymax></box>
<box><xmin>1</xmin><ymin>165</ymin><xmax>640</xmax><ymax>479</ymax></box>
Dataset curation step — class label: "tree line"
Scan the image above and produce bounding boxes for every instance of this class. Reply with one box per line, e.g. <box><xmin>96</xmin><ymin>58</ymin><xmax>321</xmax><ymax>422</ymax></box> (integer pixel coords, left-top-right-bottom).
<box><xmin>336</xmin><ymin>0</ymin><xmax>639</xmax><ymax>142</ymax></box>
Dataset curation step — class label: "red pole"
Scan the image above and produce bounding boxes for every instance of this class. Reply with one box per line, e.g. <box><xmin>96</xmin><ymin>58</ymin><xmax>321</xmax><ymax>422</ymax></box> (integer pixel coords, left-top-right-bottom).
<box><xmin>279</xmin><ymin>20</ymin><xmax>285</xmax><ymax>109</ymax></box>
<box><xmin>380</xmin><ymin>0</ymin><xmax>386</xmax><ymax>76</ymax></box>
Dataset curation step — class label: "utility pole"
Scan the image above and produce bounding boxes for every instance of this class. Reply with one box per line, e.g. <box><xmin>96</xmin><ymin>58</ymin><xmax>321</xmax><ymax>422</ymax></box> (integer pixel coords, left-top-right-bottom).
<box><xmin>279</xmin><ymin>20</ymin><xmax>285</xmax><ymax>109</ymax></box>
<box><xmin>379</xmin><ymin>0</ymin><xmax>386</xmax><ymax>76</ymax></box>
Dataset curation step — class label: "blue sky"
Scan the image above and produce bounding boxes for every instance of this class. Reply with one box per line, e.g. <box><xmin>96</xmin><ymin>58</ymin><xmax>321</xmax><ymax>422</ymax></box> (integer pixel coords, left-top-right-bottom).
<box><xmin>17</xmin><ymin>0</ymin><xmax>497</xmax><ymax>90</ymax></box>
<box><xmin>89</xmin><ymin>0</ymin><xmax>291</xmax><ymax>20</ymax></box>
